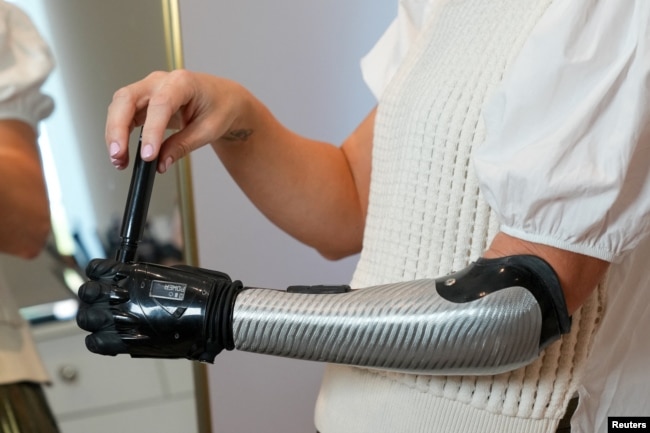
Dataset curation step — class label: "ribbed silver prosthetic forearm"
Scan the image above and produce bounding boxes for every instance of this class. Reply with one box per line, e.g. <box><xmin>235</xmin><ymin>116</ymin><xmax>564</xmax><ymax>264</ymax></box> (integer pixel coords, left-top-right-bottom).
<box><xmin>232</xmin><ymin>279</ymin><xmax>543</xmax><ymax>375</ymax></box>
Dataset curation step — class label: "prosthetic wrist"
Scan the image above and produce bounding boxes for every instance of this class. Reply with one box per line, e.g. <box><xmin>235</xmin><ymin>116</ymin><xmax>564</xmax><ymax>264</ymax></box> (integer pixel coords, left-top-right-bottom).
<box><xmin>77</xmin><ymin>255</ymin><xmax>571</xmax><ymax>374</ymax></box>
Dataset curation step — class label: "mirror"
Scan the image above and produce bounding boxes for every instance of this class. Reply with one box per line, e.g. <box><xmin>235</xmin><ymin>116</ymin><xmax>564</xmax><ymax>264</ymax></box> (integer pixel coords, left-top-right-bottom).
<box><xmin>1</xmin><ymin>1</ymin><xmax>208</xmax><ymax>431</ymax></box>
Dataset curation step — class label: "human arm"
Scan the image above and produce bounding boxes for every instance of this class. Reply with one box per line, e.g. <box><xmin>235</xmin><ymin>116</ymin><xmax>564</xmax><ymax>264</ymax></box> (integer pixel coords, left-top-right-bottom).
<box><xmin>484</xmin><ymin>234</ymin><xmax>608</xmax><ymax>315</ymax></box>
<box><xmin>0</xmin><ymin>119</ymin><xmax>50</xmax><ymax>258</ymax></box>
<box><xmin>0</xmin><ymin>2</ymin><xmax>54</xmax><ymax>258</ymax></box>
<box><xmin>94</xmin><ymin>73</ymin><xmax>571</xmax><ymax>373</ymax></box>
<box><xmin>82</xmin><ymin>67</ymin><xmax>578</xmax><ymax>371</ymax></box>
<box><xmin>105</xmin><ymin>71</ymin><xmax>375</xmax><ymax>259</ymax></box>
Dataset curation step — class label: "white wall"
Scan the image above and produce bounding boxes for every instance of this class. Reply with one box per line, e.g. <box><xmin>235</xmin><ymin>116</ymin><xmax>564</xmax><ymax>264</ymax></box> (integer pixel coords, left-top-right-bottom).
<box><xmin>178</xmin><ymin>1</ymin><xmax>394</xmax><ymax>432</ymax></box>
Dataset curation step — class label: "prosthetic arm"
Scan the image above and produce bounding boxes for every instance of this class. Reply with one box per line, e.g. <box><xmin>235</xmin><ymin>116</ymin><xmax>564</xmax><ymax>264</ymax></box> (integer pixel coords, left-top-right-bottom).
<box><xmin>78</xmin><ymin>132</ymin><xmax>570</xmax><ymax>375</ymax></box>
<box><xmin>76</xmin><ymin>254</ymin><xmax>571</xmax><ymax>375</ymax></box>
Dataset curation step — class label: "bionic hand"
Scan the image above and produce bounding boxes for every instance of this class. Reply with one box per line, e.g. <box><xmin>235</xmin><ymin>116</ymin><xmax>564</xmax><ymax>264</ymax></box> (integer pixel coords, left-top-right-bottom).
<box><xmin>77</xmin><ymin>254</ymin><xmax>571</xmax><ymax>375</ymax></box>
<box><xmin>77</xmin><ymin>259</ymin><xmax>244</xmax><ymax>362</ymax></box>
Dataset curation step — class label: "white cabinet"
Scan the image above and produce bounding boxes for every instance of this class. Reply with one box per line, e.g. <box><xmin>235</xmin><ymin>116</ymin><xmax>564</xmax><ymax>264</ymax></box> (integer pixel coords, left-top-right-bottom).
<box><xmin>32</xmin><ymin>320</ymin><xmax>198</xmax><ymax>433</ymax></box>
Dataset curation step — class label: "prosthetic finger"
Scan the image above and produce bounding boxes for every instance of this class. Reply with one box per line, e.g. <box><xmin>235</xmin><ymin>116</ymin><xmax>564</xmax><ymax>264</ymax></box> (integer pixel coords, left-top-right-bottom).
<box><xmin>85</xmin><ymin>332</ymin><xmax>129</xmax><ymax>356</ymax></box>
<box><xmin>76</xmin><ymin>302</ymin><xmax>115</xmax><ymax>332</ymax></box>
<box><xmin>77</xmin><ymin>280</ymin><xmax>113</xmax><ymax>303</ymax></box>
<box><xmin>232</xmin><ymin>255</ymin><xmax>571</xmax><ymax>375</ymax></box>
<box><xmin>85</xmin><ymin>258</ymin><xmax>132</xmax><ymax>282</ymax></box>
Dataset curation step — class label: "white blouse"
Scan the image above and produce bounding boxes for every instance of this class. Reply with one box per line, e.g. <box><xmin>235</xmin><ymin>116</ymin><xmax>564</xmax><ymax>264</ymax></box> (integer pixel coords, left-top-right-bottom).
<box><xmin>360</xmin><ymin>1</ymin><xmax>650</xmax><ymax>432</ymax></box>
<box><xmin>362</xmin><ymin>0</ymin><xmax>650</xmax><ymax>263</ymax></box>
<box><xmin>0</xmin><ymin>0</ymin><xmax>54</xmax><ymax>129</ymax></box>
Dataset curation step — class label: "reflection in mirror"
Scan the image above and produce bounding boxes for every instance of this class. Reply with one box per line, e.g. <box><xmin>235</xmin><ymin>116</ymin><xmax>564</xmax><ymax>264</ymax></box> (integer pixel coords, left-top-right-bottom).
<box><xmin>0</xmin><ymin>1</ymin><xmax>205</xmax><ymax>432</ymax></box>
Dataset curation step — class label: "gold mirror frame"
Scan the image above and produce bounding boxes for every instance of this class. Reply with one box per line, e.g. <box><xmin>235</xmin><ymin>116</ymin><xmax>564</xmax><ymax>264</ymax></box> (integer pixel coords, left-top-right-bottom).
<box><xmin>162</xmin><ymin>1</ymin><xmax>211</xmax><ymax>431</ymax></box>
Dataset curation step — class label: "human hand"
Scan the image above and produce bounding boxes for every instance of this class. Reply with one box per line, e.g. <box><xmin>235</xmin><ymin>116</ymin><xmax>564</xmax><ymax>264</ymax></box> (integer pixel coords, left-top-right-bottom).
<box><xmin>105</xmin><ymin>70</ymin><xmax>253</xmax><ymax>173</ymax></box>
<box><xmin>76</xmin><ymin>258</ymin><xmax>244</xmax><ymax>362</ymax></box>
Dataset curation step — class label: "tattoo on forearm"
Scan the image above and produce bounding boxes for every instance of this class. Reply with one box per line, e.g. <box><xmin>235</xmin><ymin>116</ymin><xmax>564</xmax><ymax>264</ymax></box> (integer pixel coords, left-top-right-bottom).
<box><xmin>223</xmin><ymin>128</ymin><xmax>253</xmax><ymax>142</ymax></box>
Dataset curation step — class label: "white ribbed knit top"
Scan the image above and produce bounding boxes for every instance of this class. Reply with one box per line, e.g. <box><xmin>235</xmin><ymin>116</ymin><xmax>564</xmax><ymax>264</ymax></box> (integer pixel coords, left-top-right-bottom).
<box><xmin>314</xmin><ymin>1</ymin><xmax>604</xmax><ymax>432</ymax></box>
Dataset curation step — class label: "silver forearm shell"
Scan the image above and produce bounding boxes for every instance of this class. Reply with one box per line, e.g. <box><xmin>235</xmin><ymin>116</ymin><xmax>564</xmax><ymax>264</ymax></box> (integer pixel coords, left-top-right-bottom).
<box><xmin>232</xmin><ymin>279</ymin><xmax>542</xmax><ymax>375</ymax></box>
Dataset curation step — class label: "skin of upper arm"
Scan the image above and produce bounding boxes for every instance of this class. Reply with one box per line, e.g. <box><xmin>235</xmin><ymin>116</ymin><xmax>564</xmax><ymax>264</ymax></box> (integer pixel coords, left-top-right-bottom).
<box><xmin>0</xmin><ymin>119</ymin><xmax>51</xmax><ymax>258</ymax></box>
<box><xmin>340</xmin><ymin>107</ymin><xmax>376</xmax><ymax>226</ymax></box>
<box><xmin>484</xmin><ymin>232</ymin><xmax>609</xmax><ymax>315</ymax></box>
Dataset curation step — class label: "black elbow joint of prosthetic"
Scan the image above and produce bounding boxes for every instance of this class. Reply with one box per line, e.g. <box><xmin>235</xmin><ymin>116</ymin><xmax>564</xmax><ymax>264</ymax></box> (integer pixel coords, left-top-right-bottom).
<box><xmin>436</xmin><ymin>255</ymin><xmax>572</xmax><ymax>349</ymax></box>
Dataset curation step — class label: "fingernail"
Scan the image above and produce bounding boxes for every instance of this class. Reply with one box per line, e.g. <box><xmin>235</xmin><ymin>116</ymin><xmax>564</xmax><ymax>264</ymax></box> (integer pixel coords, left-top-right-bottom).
<box><xmin>109</xmin><ymin>142</ymin><xmax>120</xmax><ymax>156</ymax></box>
<box><xmin>142</xmin><ymin>144</ymin><xmax>154</xmax><ymax>159</ymax></box>
<box><xmin>165</xmin><ymin>156</ymin><xmax>173</xmax><ymax>171</ymax></box>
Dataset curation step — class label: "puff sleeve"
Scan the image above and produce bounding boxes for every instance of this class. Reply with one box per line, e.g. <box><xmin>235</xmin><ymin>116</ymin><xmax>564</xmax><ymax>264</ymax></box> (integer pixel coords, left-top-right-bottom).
<box><xmin>475</xmin><ymin>1</ymin><xmax>650</xmax><ymax>263</ymax></box>
<box><xmin>0</xmin><ymin>1</ymin><xmax>54</xmax><ymax>129</ymax></box>
<box><xmin>360</xmin><ymin>0</ymin><xmax>437</xmax><ymax>100</ymax></box>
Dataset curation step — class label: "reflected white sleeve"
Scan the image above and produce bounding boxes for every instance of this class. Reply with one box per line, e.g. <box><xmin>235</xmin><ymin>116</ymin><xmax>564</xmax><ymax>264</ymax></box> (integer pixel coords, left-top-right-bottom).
<box><xmin>475</xmin><ymin>1</ymin><xmax>650</xmax><ymax>263</ymax></box>
<box><xmin>0</xmin><ymin>2</ymin><xmax>54</xmax><ymax>128</ymax></box>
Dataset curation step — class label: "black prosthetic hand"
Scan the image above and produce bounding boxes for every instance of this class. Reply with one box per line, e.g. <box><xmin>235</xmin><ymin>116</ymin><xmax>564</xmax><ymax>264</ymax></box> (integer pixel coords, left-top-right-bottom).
<box><xmin>76</xmin><ymin>258</ymin><xmax>245</xmax><ymax>363</ymax></box>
